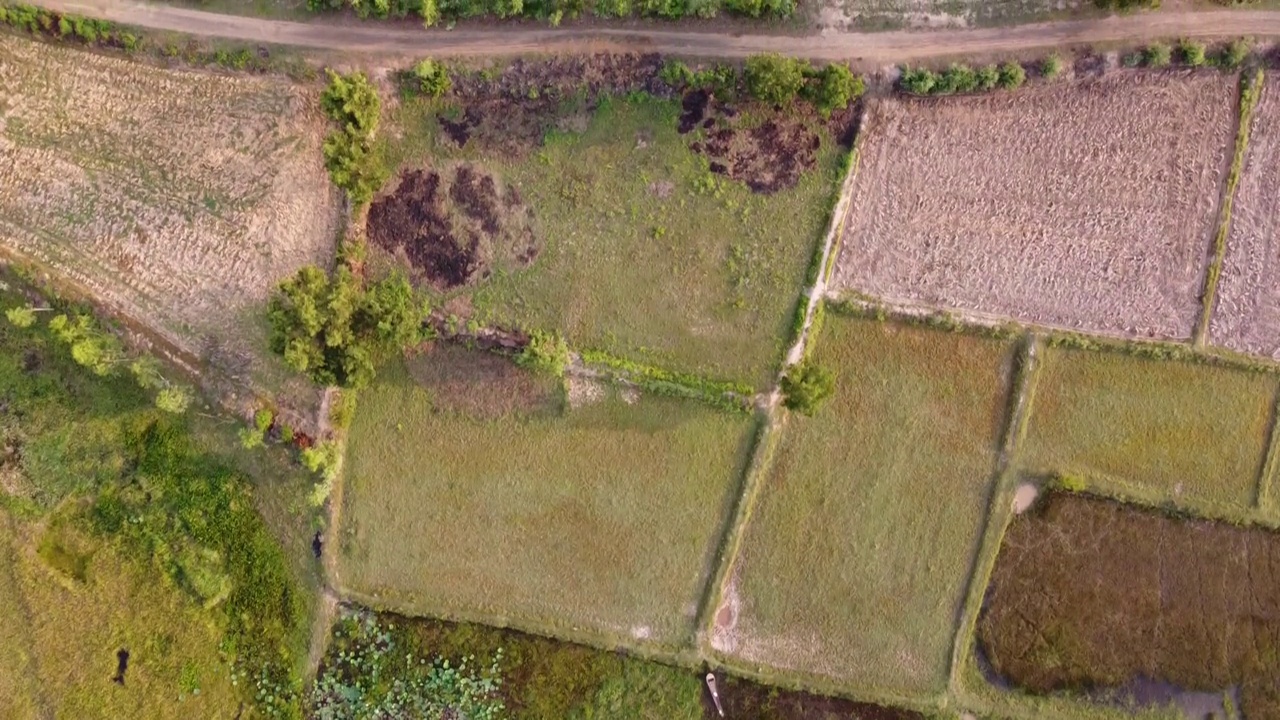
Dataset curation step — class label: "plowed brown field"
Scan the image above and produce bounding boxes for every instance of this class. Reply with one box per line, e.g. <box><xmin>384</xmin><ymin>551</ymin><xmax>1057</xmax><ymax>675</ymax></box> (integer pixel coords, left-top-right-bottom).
<box><xmin>834</xmin><ymin>72</ymin><xmax>1235</xmax><ymax>341</ymax></box>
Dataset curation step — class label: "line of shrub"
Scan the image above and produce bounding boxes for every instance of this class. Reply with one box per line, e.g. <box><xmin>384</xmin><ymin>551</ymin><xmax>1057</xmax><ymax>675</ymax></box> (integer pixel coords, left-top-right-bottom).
<box><xmin>307</xmin><ymin>0</ymin><xmax>793</xmax><ymax>27</ymax></box>
<box><xmin>0</xmin><ymin>3</ymin><xmax>139</xmax><ymax>49</ymax></box>
<box><xmin>1198</xmin><ymin>67</ymin><xmax>1264</xmax><ymax>344</ymax></box>
<box><xmin>663</xmin><ymin>56</ymin><xmax>865</xmax><ymax>117</ymax></box>
<box><xmin>1123</xmin><ymin>38</ymin><xmax>1253</xmax><ymax>70</ymax></box>
<box><xmin>578</xmin><ymin>349</ymin><xmax>754</xmax><ymax>413</ymax></box>
<box><xmin>898</xmin><ymin>60</ymin><xmax>1029</xmax><ymax>96</ymax></box>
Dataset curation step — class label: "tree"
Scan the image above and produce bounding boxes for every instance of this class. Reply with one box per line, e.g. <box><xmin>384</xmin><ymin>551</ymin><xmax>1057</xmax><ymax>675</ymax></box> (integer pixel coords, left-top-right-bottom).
<box><xmin>413</xmin><ymin>58</ymin><xmax>452</xmax><ymax>97</ymax></box>
<box><xmin>803</xmin><ymin>63</ymin><xmax>864</xmax><ymax>117</ymax></box>
<box><xmin>5</xmin><ymin>305</ymin><xmax>35</xmax><ymax>328</ymax></box>
<box><xmin>744</xmin><ymin>54</ymin><xmax>808</xmax><ymax>106</ymax></box>
<box><xmin>322</xmin><ymin>70</ymin><xmax>381</xmax><ymax>137</ymax></box>
<box><xmin>268</xmin><ymin>267</ymin><xmax>428</xmax><ymax>389</ymax></box>
<box><xmin>320</xmin><ymin>71</ymin><xmax>387</xmax><ymax>206</ymax></box>
<box><xmin>780</xmin><ymin>359</ymin><xmax>835</xmax><ymax>416</ymax></box>
<box><xmin>48</xmin><ymin>313</ymin><xmax>123</xmax><ymax>376</ymax></box>
<box><xmin>996</xmin><ymin>61</ymin><xmax>1026</xmax><ymax>89</ymax></box>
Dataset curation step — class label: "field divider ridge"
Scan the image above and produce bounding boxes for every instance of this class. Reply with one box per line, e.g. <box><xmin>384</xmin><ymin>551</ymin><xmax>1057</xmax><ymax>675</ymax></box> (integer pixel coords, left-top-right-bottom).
<box><xmin>1196</xmin><ymin>67</ymin><xmax>1264</xmax><ymax>347</ymax></box>
<box><xmin>947</xmin><ymin>333</ymin><xmax>1042</xmax><ymax>705</ymax></box>
<box><xmin>1255</xmin><ymin>384</ymin><xmax>1280</xmax><ymax>516</ymax></box>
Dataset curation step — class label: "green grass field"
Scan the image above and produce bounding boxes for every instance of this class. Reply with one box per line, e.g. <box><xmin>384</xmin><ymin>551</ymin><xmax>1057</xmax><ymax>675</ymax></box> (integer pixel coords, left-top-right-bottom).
<box><xmin>1021</xmin><ymin>347</ymin><xmax>1277</xmax><ymax>515</ymax></box>
<box><xmin>718</xmin><ymin>317</ymin><xmax>1013</xmax><ymax>700</ymax></box>
<box><xmin>385</xmin><ymin>93</ymin><xmax>845</xmax><ymax>389</ymax></box>
<box><xmin>0</xmin><ymin>511</ymin><xmax>242</xmax><ymax>718</ymax></box>
<box><xmin>337</xmin><ymin>345</ymin><xmax>757</xmax><ymax>649</ymax></box>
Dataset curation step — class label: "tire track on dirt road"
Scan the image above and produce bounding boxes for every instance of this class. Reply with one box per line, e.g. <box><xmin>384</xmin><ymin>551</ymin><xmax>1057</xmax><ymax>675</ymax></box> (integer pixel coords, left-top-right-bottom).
<box><xmin>29</xmin><ymin>0</ymin><xmax>1280</xmax><ymax>62</ymax></box>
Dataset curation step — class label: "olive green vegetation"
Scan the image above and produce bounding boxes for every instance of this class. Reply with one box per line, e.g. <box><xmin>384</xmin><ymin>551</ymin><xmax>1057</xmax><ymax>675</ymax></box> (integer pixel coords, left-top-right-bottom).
<box><xmin>1021</xmin><ymin>347</ymin><xmax>1277</xmax><ymax>517</ymax></box>
<box><xmin>338</xmin><ymin>347</ymin><xmax>757</xmax><ymax>649</ymax></box>
<box><xmin>322</xmin><ymin>611</ymin><xmax>705</xmax><ymax>720</ymax></box>
<box><xmin>724</xmin><ymin>316</ymin><xmax>1013</xmax><ymax>698</ymax></box>
<box><xmin>385</xmin><ymin>93</ymin><xmax>845</xmax><ymax>389</ymax></box>
<box><xmin>0</xmin><ymin>278</ymin><xmax>318</xmax><ymax>718</ymax></box>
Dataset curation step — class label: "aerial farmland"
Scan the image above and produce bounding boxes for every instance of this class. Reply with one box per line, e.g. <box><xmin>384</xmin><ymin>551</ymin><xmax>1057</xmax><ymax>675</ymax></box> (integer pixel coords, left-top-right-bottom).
<box><xmin>2</xmin><ymin>4</ymin><xmax>1280</xmax><ymax>720</ymax></box>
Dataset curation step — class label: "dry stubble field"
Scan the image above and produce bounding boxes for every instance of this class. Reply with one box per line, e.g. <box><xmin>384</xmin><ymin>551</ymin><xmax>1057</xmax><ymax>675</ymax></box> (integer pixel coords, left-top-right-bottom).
<box><xmin>1212</xmin><ymin>76</ymin><xmax>1280</xmax><ymax>360</ymax></box>
<box><xmin>0</xmin><ymin>35</ymin><xmax>339</xmax><ymax>404</ymax></box>
<box><xmin>834</xmin><ymin>72</ymin><xmax>1235</xmax><ymax>341</ymax></box>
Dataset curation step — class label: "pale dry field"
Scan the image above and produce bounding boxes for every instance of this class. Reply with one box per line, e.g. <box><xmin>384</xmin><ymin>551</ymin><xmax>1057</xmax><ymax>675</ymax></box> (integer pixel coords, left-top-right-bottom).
<box><xmin>0</xmin><ymin>35</ymin><xmax>339</xmax><ymax>402</ymax></box>
<box><xmin>1212</xmin><ymin>77</ymin><xmax>1280</xmax><ymax>360</ymax></box>
<box><xmin>834</xmin><ymin>72</ymin><xmax>1235</xmax><ymax>341</ymax></box>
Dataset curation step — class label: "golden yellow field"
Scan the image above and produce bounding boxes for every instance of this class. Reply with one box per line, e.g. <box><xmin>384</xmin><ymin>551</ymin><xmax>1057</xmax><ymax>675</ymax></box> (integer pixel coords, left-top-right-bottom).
<box><xmin>0</xmin><ymin>34</ymin><xmax>339</xmax><ymax>407</ymax></box>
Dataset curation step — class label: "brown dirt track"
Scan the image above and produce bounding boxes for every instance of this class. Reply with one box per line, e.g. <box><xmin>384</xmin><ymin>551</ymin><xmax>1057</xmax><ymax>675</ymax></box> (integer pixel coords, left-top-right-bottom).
<box><xmin>834</xmin><ymin>72</ymin><xmax>1234</xmax><ymax>340</ymax></box>
<box><xmin>978</xmin><ymin>492</ymin><xmax>1280</xmax><ymax>718</ymax></box>
<box><xmin>1211</xmin><ymin>76</ymin><xmax>1280</xmax><ymax>360</ymax></box>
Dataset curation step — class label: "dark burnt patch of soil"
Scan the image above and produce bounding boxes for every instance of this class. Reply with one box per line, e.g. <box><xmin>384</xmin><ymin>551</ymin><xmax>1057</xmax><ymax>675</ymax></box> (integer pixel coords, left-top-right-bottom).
<box><xmin>438</xmin><ymin>54</ymin><xmax>669</xmax><ymax>158</ymax></box>
<box><xmin>367</xmin><ymin>166</ymin><xmax>534</xmax><ymax>291</ymax></box>
<box><xmin>977</xmin><ymin>491</ymin><xmax>1280</xmax><ymax>718</ymax></box>
<box><xmin>704</xmin><ymin>674</ymin><xmax>925</xmax><ymax>719</ymax></box>
<box><xmin>683</xmin><ymin>91</ymin><xmax>824</xmax><ymax>195</ymax></box>
<box><xmin>404</xmin><ymin>343</ymin><xmax>559</xmax><ymax>420</ymax></box>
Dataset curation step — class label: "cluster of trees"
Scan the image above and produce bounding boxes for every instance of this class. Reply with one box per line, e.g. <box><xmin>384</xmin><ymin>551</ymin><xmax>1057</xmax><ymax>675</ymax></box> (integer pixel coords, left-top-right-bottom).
<box><xmin>664</xmin><ymin>56</ymin><xmax>865</xmax><ymax>117</ymax></box>
<box><xmin>899</xmin><ymin>61</ymin><xmax>1027</xmax><ymax>95</ymax></box>
<box><xmin>308</xmin><ymin>0</ymin><xmax>793</xmax><ymax>25</ymax></box>
<box><xmin>321</xmin><ymin>71</ymin><xmax>388</xmax><ymax>207</ymax></box>
<box><xmin>267</xmin><ymin>266</ymin><xmax>429</xmax><ymax>390</ymax></box>
<box><xmin>5</xmin><ymin>305</ymin><xmax>193</xmax><ymax>413</ymax></box>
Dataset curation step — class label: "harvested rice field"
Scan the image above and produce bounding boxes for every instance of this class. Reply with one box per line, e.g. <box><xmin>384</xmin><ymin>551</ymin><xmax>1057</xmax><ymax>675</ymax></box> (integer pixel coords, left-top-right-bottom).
<box><xmin>1212</xmin><ymin>76</ymin><xmax>1280</xmax><ymax>360</ymax></box>
<box><xmin>0</xmin><ymin>34</ymin><xmax>340</xmax><ymax>402</ymax></box>
<box><xmin>711</xmin><ymin>316</ymin><xmax>1014</xmax><ymax>698</ymax></box>
<box><xmin>978</xmin><ymin>492</ymin><xmax>1280</xmax><ymax>719</ymax></box>
<box><xmin>380</xmin><ymin>58</ymin><xmax>851</xmax><ymax>388</ymax></box>
<box><xmin>834</xmin><ymin>72</ymin><xmax>1235</xmax><ymax>341</ymax></box>
<box><xmin>1021</xmin><ymin>346</ymin><xmax>1276</xmax><ymax>516</ymax></box>
<box><xmin>336</xmin><ymin>344</ymin><xmax>757</xmax><ymax>650</ymax></box>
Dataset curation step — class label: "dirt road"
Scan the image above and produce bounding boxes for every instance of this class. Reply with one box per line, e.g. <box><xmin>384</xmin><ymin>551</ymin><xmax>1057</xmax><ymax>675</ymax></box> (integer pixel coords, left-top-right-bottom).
<box><xmin>30</xmin><ymin>0</ymin><xmax>1280</xmax><ymax>62</ymax></box>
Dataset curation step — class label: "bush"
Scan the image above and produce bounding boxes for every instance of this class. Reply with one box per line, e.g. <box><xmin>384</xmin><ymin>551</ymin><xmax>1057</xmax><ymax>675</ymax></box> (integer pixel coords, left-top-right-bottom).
<box><xmin>780</xmin><ymin>359</ymin><xmax>835</xmax><ymax>416</ymax></box>
<box><xmin>802</xmin><ymin>63</ymin><xmax>864</xmax><ymax>117</ymax></box>
<box><xmin>1221</xmin><ymin>38</ymin><xmax>1251</xmax><ymax>69</ymax></box>
<box><xmin>320</xmin><ymin>71</ymin><xmax>387</xmax><ymax>206</ymax></box>
<box><xmin>997</xmin><ymin>61</ymin><xmax>1026</xmax><ymax>89</ymax></box>
<box><xmin>898</xmin><ymin>66</ymin><xmax>936</xmax><ymax>94</ymax></box>
<box><xmin>1179</xmin><ymin>38</ymin><xmax>1206</xmax><ymax>66</ymax></box>
<box><xmin>5</xmin><ymin>305</ymin><xmax>36</xmax><ymax>328</ymax></box>
<box><xmin>659</xmin><ymin>59</ymin><xmax>695</xmax><ymax>88</ymax></box>
<box><xmin>413</xmin><ymin>58</ymin><xmax>452</xmax><ymax>97</ymax></box>
<box><xmin>1041</xmin><ymin>53</ymin><xmax>1064</xmax><ymax>79</ymax></box>
<box><xmin>744</xmin><ymin>54</ymin><xmax>809</xmax><ymax>106</ymax></box>
<box><xmin>154</xmin><ymin>386</ymin><xmax>193</xmax><ymax>414</ymax></box>
<box><xmin>976</xmin><ymin>64</ymin><xmax>1000</xmax><ymax>91</ymax></box>
<box><xmin>517</xmin><ymin>330</ymin><xmax>571</xmax><ymax>377</ymax></box>
<box><xmin>1144</xmin><ymin>42</ymin><xmax>1172</xmax><ymax>67</ymax></box>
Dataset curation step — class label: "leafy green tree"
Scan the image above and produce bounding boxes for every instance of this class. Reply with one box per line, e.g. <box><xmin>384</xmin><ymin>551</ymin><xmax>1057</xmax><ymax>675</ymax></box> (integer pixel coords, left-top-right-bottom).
<box><xmin>517</xmin><ymin>330</ymin><xmax>571</xmax><ymax>377</ymax></box>
<box><xmin>997</xmin><ymin>61</ymin><xmax>1026</xmax><ymax>89</ymax></box>
<box><xmin>321</xmin><ymin>71</ymin><xmax>387</xmax><ymax>206</ymax></box>
<box><xmin>322</xmin><ymin>70</ymin><xmax>381</xmax><ymax>137</ymax></box>
<box><xmin>744</xmin><ymin>54</ymin><xmax>808</xmax><ymax>106</ymax></box>
<box><xmin>802</xmin><ymin>63</ymin><xmax>864</xmax><ymax>117</ymax></box>
<box><xmin>1179</xmin><ymin>38</ymin><xmax>1206</xmax><ymax>66</ymax></box>
<box><xmin>413</xmin><ymin>58</ymin><xmax>452</xmax><ymax>97</ymax></box>
<box><xmin>268</xmin><ymin>267</ymin><xmax>428</xmax><ymax>389</ymax></box>
<box><xmin>780</xmin><ymin>359</ymin><xmax>835</xmax><ymax>416</ymax></box>
<box><xmin>5</xmin><ymin>305</ymin><xmax>36</xmax><ymax>328</ymax></box>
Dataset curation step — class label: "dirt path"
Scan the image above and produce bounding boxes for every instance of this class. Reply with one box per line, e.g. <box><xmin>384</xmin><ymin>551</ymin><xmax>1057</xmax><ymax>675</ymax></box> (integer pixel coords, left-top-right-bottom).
<box><xmin>31</xmin><ymin>0</ymin><xmax>1280</xmax><ymax>62</ymax></box>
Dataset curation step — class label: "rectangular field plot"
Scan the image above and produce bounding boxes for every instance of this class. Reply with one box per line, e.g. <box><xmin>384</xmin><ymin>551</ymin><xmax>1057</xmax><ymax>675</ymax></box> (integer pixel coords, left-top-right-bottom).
<box><xmin>1212</xmin><ymin>77</ymin><xmax>1280</xmax><ymax>360</ymax></box>
<box><xmin>337</xmin><ymin>345</ymin><xmax>756</xmax><ymax>649</ymax></box>
<box><xmin>380</xmin><ymin>83</ymin><xmax>847</xmax><ymax>389</ymax></box>
<box><xmin>714</xmin><ymin>317</ymin><xmax>1013</xmax><ymax>697</ymax></box>
<box><xmin>834</xmin><ymin>73</ymin><xmax>1235</xmax><ymax>341</ymax></box>
<box><xmin>0</xmin><ymin>35</ymin><xmax>338</xmax><ymax>390</ymax></box>
<box><xmin>1021</xmin><ymin>347</ymin><xmax>1276</xmax><ymax>513</ymax></box>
